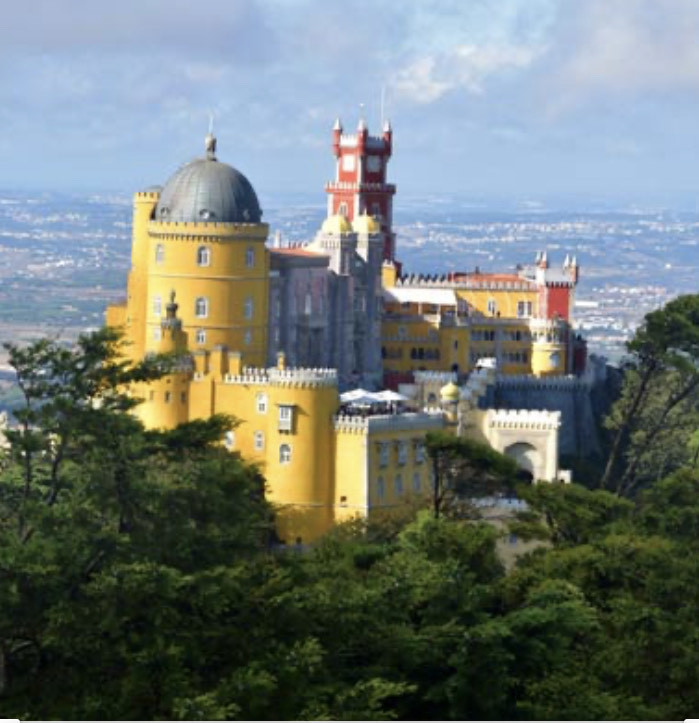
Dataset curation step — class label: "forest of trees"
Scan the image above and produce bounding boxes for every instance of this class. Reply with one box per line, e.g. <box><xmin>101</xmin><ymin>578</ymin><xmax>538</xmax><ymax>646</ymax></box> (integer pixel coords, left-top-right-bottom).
<box><xmin>3</xmin><ymin>297</ymin><xmax>699</xmax><ymax>719</ymax></box>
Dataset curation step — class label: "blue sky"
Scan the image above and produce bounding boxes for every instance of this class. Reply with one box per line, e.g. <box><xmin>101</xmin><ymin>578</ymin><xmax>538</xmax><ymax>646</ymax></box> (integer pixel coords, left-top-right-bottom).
<box><xmin>4</xmin><ymin>0</ymin><xmax>699</xmax><ymax>200</ymax></box>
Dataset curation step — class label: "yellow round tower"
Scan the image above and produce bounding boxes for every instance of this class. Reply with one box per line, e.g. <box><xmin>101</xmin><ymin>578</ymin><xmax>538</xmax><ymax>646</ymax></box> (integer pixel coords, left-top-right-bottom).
<box><xmin>530</xmin><ymin>320</ymin><xmax>567</xmax><ymax>377</ymax></box>
<box><xmin>135</xmin><ymin>290</ymin><xmax>192</xmax><ymax>430</ymax></box>
<box><xmin>141</xmin><ymin>133</ymin><xmax>269</xmax><ymax>366</ymax></box>
<box><xmin>264</xmin><ymin>364</ymin><xmax>339</xmax><ymax>544</ymax></box>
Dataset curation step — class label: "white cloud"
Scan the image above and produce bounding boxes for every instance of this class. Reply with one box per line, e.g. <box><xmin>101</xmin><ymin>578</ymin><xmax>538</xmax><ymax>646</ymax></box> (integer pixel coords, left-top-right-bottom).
<box><xmin>391</xmin><ymin>43</ymin><xmax>542</xmax><ymax>104</ymax></box>
<box><xmin>544</xmin><ymin>0</ymin><xmax>699</xmax><ymax>112</ymax></box>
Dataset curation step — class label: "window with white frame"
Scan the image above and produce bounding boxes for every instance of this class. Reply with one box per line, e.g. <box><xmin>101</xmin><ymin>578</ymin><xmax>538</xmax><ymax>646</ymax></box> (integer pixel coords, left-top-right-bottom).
<box><xmin>155</xmin><ymin>244</ymin><xmax>165</xmax><ymax>265</ymax></box>
<box><xmin>244</xmin><ymin>297</ymin><xmax>254</xmax><ymax>320</ymax></box>
<box><xmin>487</xmin><ymin>298</ymin><xmax>497</xmax><ymax>315</ymax></box>
<box><xmin>254</xmin><ymin>431</ymin><xmax>264</xmax><ymax>451</ymax></box>
<box><xmin>338</xmin><ymin>201</ymin><xmax>349</xmax><ymax>216</ymax></box>
<box><xmin>224</xmin><ymin>430</ymin><xmax>235</xmax><ymax>449</ymax></box>
<box><xmin>376</xmin><ymin>475</ymin><xmax>385</xmax><ymax>501</ymax></box>
<box><xmin>279</xmin><ymin>443</ymin><xmax>291</xmax><ymax>463</ymax></box>
<box><xmin>197</xmin><ymin>246</ymin><xmax>211</xmax><ymax>267</ymax></box>
<box><xmin>397</xmin><ymin>441</ymin><xmax>408</xmax><ymax>465</ymax></box>
<box><xmin>153</xmin><ymin>327</ymin><xmax>162</xmax><ymax>341</ymax></box>
<box><xmin>153</xmin><ymin>295</ymin><xmax>162</xmax><ymax>317</ymax></box>
<box><xmin>394</xmin><ymin>474</ymin><xmax>403</xmax><ymax>495</ymax></box>
<box><xmin>245</xmin><ymin>247</ymin><xmax>255</xmax><ymax>268</ymax></box>
<box><xmin>256</xmin><ymin>393</ymin><xmax>268</xmax><ymax>414</ymax></box>
<box><xmin>379</xmin><ymin>442</ymin><xmax>389</xmax><ymax>467</ymax></box>
<box><xmin>517</xmin><ymin>301</ymin><xmax>532</xmax><ymax>318</ymax></box>
<box><xmin>278</xmin><ymin>405</ymin><xmax>294</xmax><ymax>432</ymax></box>
<box><xmin>196</xmin><ymin>329</ymin><xmax>206</xmax><ymax>345</ymax></box>
<box><xmin>341</xmin><ymin>155</ymin><xmax>355</xmax><ymax>172</ymax></box>
<box><xmin>195</xmin><ymin>297</ymin><xmax>209</xmax><ymax>318</ymax></box>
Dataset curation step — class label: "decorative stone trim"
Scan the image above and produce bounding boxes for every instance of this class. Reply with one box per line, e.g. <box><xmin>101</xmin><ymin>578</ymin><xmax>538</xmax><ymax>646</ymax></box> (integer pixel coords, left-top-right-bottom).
<box><xmin>487</xmin><ymin>408</ymin><xmax>562</xmax><ymax>431</ymax></box>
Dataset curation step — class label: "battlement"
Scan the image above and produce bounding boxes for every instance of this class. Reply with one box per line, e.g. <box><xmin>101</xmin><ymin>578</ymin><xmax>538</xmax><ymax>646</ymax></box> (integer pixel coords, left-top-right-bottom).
<box><xmin>394</xmin><ymin>273</ymin><xmax>537</xmax><ymax>291</ymax></box>
<box><xmin>135</xmin><ymin>190</ymin><xmax>161</xmax><ymax>201</ymax></box>
<box><xmin>496</xmin><ymin>374</ymin><xmax>589</xmax><ymax>391</ymax></box>
<box><xmin>324</xmin><ymin>181</ymin><xmax>396</xmax><ymax>193</ymax></box>
<box><xmin>223</xmin><ymin>367</ymin><xmax>269</xmax><ymax>385</ymax></box>
<box><xmin>413</xmin><ymin>371</ymin><xmax>456</xmax><ymax>386</ymax></box>
<box><xmin>147</xmin><ymin>220</ymin><xmax>269</xmax><ymax>240</ymax></box>
<box><xmin>269</xmin><ymin>367</ymin><xmax>337</xmax><ymax>388</ymax></box>
<box><xmin>334</xmin><ymin>411</ymin><xmax>444</xmax><ymax>434</ymax></box>
<box><xmin>487</xmin><ymin>408</ymin><xmax>562</xmax><ymax>431</ymax></box>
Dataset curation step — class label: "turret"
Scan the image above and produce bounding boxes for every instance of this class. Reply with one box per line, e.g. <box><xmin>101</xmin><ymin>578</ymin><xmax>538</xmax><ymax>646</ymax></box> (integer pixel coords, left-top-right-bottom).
<box><xmin>332</xmin><ymin>118</ymin><xmax>342</xmax><ymax>157</ymax></box>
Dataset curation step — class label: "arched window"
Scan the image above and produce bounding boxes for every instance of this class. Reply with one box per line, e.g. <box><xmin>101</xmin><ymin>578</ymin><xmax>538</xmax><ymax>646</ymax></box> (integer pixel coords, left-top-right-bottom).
<box><xmin>245</xmin><ymin>247</ymin><xmax>255</xmax><ymax>268</ymax></box>
<box><xmin>279</xmin><ymin>443</ymin><xmax>291</xmax><ymax>464</ymax></box>
<box><xmin>153</xmin><ymin>295</ymin><xmax>162</xmax><ymax>317</ymax></box>
<box><xmin>197</xmin><ymin>246</ymin><xmax>211</xmax><ymax>267</ymax></box>
<box><xmin>244</xmin><ymin>297</ymin><xmax>254</xmax><ymax>320</ymax></box>
<box><xmin>195</xmin><ymin>297</ymin><xmax>209</xmax><ymax>318</ymax></box>
<box><xmin>155</xmin><ymin>244</ymin><xmax>164</xmax><ymax>265</ymax></box>
<box><xmin>412</xmin><ymin>472</ymin><xmax>421</xmax><ymax>492</ymax></box>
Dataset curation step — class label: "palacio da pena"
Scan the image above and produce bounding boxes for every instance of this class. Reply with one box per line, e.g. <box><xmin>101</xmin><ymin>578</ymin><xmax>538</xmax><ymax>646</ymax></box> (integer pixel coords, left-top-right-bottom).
<box><xmin>106</xmin><ymin>117</ymin><xmax>590</xmax><ymax>543</ymax></box>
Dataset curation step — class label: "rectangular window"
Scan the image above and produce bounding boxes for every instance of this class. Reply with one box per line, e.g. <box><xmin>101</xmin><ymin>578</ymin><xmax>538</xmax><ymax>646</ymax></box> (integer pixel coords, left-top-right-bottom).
<box><xmin>379</xmin><ymin>443</ymin><xmax>389</xmax><ymax>467</ymax></box>
<box><xmin>153</xmin><ymin>327</ymin><xmax>162</xmax><ymax>341</ymax></box>
<box><xmin>397</xmin><ymin>441</ymin><xmax>408</xmax><ymax>466</ymax></box>
<box><xmin>164</xmin><ymin>391</ymin><xmax>171</xmax><ymax>403</ymax></box>
<box><xmin>415</xmin><ymin>442</ymin><xmax>425</xmax><ymax>464</ymax></box>
<box><xmin>196</xmin><ymin>329</ymin><xmax>206</xmax><ymax>345</ymax></box>
<box><xmin>246</xmin><ymin>247</ymin><xmax>255</xmax><ymax>268</ymax></box>
<box><xmin>153</xmin><ymin>295</ymin><xmax>162</xmax><ymax>317</ymax></box>
<box><xmin>278</xmin><ymin>405</ymin><xmax>294</xmax><ymax>432</ymax></box>
<box><xmin>517</xmin><ymin>301</ymin><xmax>532</xmax><ymax>318</ymax></box>
<box><xmin>256</xmin><ymin>393</ymin><xmax>268</xmax><ymax>414</ymax></box>
<box><xmin>254</xmin><ymin>431</ymin><xmax>264</xmax><ymax>451</ymax></box>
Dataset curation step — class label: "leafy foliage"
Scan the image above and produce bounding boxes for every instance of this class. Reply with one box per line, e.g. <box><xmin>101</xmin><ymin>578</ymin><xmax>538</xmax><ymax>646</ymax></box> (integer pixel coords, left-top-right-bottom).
<box><xmin>3</xmin><ymin>329</ymin><xmax>699</xmax><ymax>719</ymax></box>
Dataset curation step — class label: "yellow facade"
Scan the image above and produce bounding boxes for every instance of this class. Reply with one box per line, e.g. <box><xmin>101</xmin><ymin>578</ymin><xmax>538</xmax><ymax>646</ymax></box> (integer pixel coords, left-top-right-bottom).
<box><xmin>105</xmin><ymin>136</ymin><xmax>575</xmax><ymax>544</ymax></box>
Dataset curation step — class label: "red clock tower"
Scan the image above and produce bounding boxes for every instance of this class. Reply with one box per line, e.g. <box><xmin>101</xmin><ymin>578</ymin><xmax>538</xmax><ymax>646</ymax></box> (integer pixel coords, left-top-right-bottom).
<box><xmin>325</xmin><ymin>117</ymin><xmax>397</xmax><ymax>262</ymax></box>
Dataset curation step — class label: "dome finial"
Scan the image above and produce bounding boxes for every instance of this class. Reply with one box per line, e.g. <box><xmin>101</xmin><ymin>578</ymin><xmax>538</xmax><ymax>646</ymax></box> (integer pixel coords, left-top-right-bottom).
<box><xmin>205</xmin><ymin>112</ymin><xmax>217</xmax><ymax>160</ymax></box>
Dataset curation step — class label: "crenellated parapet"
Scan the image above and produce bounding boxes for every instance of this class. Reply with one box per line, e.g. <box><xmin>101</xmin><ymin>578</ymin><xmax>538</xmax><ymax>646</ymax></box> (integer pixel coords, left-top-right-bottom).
<box><xmin>147</xmin><ymin>220</ymin><xmax>269</xmax><ymax>242</ymax></box>
<box><xmin>496</xmin><ymin>374</ymin><xmax>589</xmax><ymax>391</ymax></box>
<box><xmin>334</xmin><ymin>411</ymin><xmax>444</xmax><ymax>434</ymax></box>
<box><xmin>414</xmin><ymin>370</ymin><xmax>456</xmax><ymax>384</ymax></box>
<box><xmin>269</xmin><ymin>367</ymin><xmax>338</xmax><ymax>388</ymax></box>
<box><xmin>486</xmin><ymin>408</ymin><xmax>562</xmax><ymax>431</ymax></box>
<box><xmin>223</xmin><ymin>367</ymin><xmax>270</xmax><ymax>385</ymax></box>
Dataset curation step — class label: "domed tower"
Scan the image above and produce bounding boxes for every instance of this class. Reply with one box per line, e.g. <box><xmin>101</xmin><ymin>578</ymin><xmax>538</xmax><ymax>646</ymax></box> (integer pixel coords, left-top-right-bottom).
<box><xmin>141</xmin><ymin>133</ymin><xmax>269</xmax><ymax>365</ymax></box>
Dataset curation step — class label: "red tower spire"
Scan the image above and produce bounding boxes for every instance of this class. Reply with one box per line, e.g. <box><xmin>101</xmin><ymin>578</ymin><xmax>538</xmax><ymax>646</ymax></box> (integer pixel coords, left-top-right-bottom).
<box><xmin>325</xmin><ymin>116</ymin><xmax>397</xmax><ymax>263</ymax></box>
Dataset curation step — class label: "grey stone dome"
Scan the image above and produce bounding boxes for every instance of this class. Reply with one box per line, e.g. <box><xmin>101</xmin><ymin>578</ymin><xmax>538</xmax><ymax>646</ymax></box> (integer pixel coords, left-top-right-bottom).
<box><xmin>155</xmin><ymin>136</ymin><xmax>262</xmax><ymax>224</ymax></box>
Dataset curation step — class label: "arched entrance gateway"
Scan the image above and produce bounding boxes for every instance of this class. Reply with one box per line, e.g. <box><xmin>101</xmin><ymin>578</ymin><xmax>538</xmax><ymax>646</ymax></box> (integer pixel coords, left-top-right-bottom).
<box><xmin>483</xmin><ymin>409</ymin><xmax>562</xmax><ymax>482</ymax></box>
<box><xmin>503</xmin><ymin>442</ymin><xmax>541</xmax><ymax>481</ymax></box>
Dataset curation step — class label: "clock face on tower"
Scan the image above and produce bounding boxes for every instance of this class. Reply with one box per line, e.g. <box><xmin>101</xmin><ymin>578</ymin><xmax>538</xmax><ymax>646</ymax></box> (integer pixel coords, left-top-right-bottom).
<box><xmin>366</xmin><ymin>155</ymin><xmax>382</xmax><ymax>172</ymax></box>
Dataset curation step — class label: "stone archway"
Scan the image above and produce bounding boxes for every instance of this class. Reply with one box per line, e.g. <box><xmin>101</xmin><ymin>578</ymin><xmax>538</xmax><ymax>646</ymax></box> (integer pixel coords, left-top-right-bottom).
<box><xmin>504</xmin><ymin>442</ymin><xmax>543</xmax><ymax>480</ymax></box>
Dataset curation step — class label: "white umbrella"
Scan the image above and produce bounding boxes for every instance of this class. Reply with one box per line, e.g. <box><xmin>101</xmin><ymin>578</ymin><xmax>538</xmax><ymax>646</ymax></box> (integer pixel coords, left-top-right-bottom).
<box><xmin>373</xmin><ymin>389</ymin><xmax>410</xmax><ymax>402</ymax></box>
<box><xmin>340</xmin><ymin>388</ymin><xmax>373</xmax><ymax>403</ymax></box>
